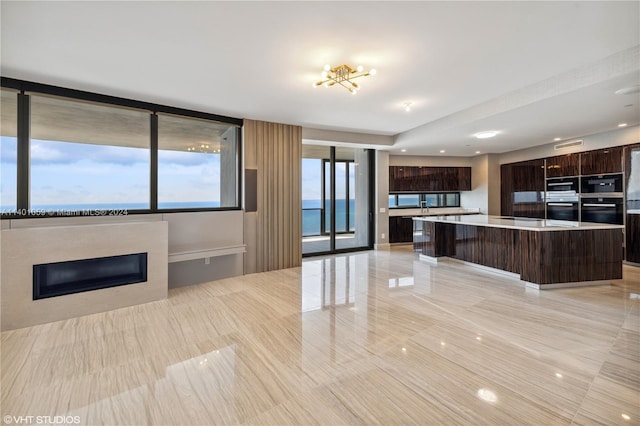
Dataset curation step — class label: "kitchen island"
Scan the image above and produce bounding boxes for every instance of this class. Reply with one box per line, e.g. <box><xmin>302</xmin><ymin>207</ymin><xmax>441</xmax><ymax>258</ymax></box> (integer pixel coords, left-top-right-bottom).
<box><xmin>413</xmin><ymin>215</ymin><xmax>624</xmax><ymax>289</ymax></box>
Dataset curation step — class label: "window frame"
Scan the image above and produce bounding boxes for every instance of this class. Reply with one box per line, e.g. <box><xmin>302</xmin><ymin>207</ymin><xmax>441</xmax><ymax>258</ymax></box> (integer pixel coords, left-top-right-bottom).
<box><xmin>0</xmin><ymin>77</ymin><xmax>243</xmax><ymax>219</ymax></box>
<box><xmin>388</xmin><ymin>192</ymin><xmax>461</xmax><ymax>209</ymax></box>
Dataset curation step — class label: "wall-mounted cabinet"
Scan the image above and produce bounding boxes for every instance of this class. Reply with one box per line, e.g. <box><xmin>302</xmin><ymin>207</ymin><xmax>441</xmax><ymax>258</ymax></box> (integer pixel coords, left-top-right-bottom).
<box><xmin>580</xmin><ymin>146</ymin><xmax>623</xmax><ymax>175</ymax></box>
<box><xmin>389</xmin><ymin>166</ymin><xmax>471</xmax><ymax>192</ymax></box>
<box><xmin>546</xmin><ymin>153</ymin><xmax>580</xmax><ymax>177</ymax></box>
<box><xmin>500</xmin><ymin>159</ymin><xmax>545</xmax><ymax>218</ymax></box>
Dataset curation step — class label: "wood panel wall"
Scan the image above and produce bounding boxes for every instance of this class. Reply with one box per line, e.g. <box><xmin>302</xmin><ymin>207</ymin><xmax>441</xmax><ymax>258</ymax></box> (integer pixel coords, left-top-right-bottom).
<box><xmin>244</xmin><ymin>119</ymin><xmax>302</xmax><ymax>272</ymax></box>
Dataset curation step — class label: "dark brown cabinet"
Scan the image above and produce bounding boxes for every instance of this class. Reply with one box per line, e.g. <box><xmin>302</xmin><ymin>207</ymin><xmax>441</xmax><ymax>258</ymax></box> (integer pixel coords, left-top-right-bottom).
<box><xmin>625</xmin><ymin>143</ymin><xmax>640</xmax><ymax>263</ymax></box>
<box><xmin>389</xmin><ymin>217</ymin><xmax>414</xmax><ymax>243</ymax></box>
<box><xmin>389</xmin><ymin>166</ymin><xmax>471</xmax><ymax>192</ymax></box>
<box><xmin>500</xmin><ymin>159</ymin><xmax>545</xmax><ymax>218</ymax></box>
<box><xmin>580</xmin><ymin>146</ymin><xmax>623</xmax><ymax>175</ymax></box>
<box><xmin>626</xmin><ymin>214</ymin><xmax>640</xmax><ymax>264</ymax></box>
<box><xmin>546</xmin><ymin>153</ymin><xmax>579</xmax><ymax>177</ymax></box>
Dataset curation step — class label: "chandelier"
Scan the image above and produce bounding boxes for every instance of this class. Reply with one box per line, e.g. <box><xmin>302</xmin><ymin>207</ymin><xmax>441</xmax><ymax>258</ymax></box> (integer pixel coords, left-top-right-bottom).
<box><xmin>313</xmin><ymin>64</ymin><xmax>376</xmax><ymax>94</ymax></box>
<box><xmin>187</xmin><ymin>144</ymin><xmax>220</xmax><ymax>153</ymax></box>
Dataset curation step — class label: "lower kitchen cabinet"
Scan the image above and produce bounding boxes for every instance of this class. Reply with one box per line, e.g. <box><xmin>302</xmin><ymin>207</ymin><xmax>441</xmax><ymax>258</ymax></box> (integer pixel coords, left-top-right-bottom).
<box><xmin>627</xmin><ymin>215</ymin><xmax>640</xmax><ymax>264</ymax></box>
<box><xmin>389</xmin><ymin>217</ymin><xmax>414</xmax><ymax>243</ymax></box>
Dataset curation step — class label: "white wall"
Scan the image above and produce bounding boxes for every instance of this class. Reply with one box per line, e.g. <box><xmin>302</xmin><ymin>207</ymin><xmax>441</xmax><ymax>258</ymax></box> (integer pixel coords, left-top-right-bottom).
<box><xmin>460</xmin><ymin>154</ymin><xmax>500</xmax><ymax>215</ymax></box>
<box><xmin>2</xmin><ymin>211</ymin><xmax>245</xmax><ymax>289</ymax></box>
<box><xmin>499</xmin><ymin>125</ymin><xmax>640</xmax><ymax>164</ymax></box>
<box><xmin>303</xmin><ymin>127</ymin><xmax>393</xmax><ymax>148</ymax></box>
<box><xmin>389</xmin><ymin>155</ymin><xmax>472</xmax><ymax>167</ymax></box>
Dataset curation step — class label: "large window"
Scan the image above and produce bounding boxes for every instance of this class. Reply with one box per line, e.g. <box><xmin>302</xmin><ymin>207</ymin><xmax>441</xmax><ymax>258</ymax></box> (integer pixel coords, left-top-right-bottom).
<box><xmin>158</xmin><ymin>114</ymin><xmax>238</xmax><ymax>209</ymax></box>
<box><xmin>30</xmin><ymin>95</ymin><xmax>150</xmax><ymax>211</ymax></box>
<box><xmin>0</xmin><ymin>79</ymin><xmax>242</xmax><ymax>217</ymax></box>
<box><xmin>1</xmin><ymin>90</ymin><xmax>17</xmax><ymax>211</ymax></box>
<box><xmin>389</xmin><ymin>192</ymin><xmax>460</xmax><ymax>209</ymax></box>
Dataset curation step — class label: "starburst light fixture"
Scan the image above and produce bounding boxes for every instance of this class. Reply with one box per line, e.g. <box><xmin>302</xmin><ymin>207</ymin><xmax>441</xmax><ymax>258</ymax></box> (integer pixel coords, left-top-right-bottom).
<box><xmin>313</xmin><ymin>64</ymin><xmax>376</xmax><ymax>94</ymax></box>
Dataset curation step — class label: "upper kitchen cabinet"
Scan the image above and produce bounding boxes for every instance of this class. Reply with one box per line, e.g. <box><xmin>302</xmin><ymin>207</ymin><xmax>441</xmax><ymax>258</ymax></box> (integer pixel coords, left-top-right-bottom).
<box><xmin>580</xmin><ymin>146</ymin><xmax>623</xmax><ymax>175</ymax></box>
<box><xmin>546</xmin><ymin>153</ymin><xmax>579</xmax><ymax>177</ymax></box>
<box><xmin>500</xmin><ymin>159</ymin><xmax>545</xmax><ymax>218</ymax></box>
<box><xmin>389</xmin><ymin>166</ymin><xmax>471</xmax><ymax>192</ymax></box>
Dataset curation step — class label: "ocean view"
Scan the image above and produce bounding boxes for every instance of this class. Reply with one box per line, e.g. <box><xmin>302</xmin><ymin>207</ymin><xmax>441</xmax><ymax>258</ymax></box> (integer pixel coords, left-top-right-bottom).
<box><xmin>303</xmin><ymin>199</ymin><xmax>355</xmax><ymax>236</ymax></box>
<box><xmin>5</xmin><ymin>200</ymin><xmax>355</xmax><ymax>236</ymax></box>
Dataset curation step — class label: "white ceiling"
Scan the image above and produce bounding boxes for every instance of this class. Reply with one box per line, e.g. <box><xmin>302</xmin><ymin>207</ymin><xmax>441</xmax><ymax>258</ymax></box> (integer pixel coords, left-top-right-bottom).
<box><xmin>1</xmin><ymin>1</ymin><xmax>639</xmax><ymax>156</ymax></box>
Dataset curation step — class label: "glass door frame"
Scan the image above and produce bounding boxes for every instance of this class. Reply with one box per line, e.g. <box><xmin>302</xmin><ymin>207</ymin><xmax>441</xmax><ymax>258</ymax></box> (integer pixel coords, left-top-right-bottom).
<box><xmin>302</xmin><ymin>146</ymin><xmax>375</xmax><ymax>257</ymax></box>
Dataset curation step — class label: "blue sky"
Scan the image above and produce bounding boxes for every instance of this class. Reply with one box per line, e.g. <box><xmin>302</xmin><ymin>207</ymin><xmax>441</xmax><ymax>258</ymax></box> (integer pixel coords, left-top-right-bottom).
<box><xmin>302</xmin><ymin>158</ymin><xmax>353</xmax><ymax>201</ymax></box>
<box><xmin>1</xmin><ymin>136</ymin><xmax>222</xmax><ymax>209</ymax></box>
<box><xmin>2</xmin><ymin>138</ymin><xmax>357</xmax><ymax>210</ymax></box>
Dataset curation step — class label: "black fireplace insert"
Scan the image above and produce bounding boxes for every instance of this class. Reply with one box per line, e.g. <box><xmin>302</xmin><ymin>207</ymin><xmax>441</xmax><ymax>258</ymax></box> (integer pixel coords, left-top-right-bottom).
<box><xmin>33</xmin><ymin>253</ymin><xmax>147</xmax><ymax>300</ymax></box>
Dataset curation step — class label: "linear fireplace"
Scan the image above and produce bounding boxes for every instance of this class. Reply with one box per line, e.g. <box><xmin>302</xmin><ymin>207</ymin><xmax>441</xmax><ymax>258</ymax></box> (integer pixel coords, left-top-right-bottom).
<box><xmin>33</xmin><ymin>253</ymin><xmax>148</xmax><ymax>300</ymax></box>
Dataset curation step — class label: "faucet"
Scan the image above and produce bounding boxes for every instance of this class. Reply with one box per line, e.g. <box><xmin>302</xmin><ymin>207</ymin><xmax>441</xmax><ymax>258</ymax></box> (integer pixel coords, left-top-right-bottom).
<box><xmin>420</xmin><ymin>200</ymin><xmax>429</xmax><ymax>214</ymax></box>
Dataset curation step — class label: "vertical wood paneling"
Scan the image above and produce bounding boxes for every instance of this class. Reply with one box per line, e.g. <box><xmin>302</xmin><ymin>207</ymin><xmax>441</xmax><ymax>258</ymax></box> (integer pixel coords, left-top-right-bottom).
<box><xmin>244</xmin><ymin>119</ymin><xmax>302</xmax><ymax>272</ymax></box>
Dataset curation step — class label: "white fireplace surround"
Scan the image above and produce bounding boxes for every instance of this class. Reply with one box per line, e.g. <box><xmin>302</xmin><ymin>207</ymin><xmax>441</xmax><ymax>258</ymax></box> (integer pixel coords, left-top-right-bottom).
<box><xmin>1</xmin><ymin>221</ymin><xmax>168</xmax><ymax>331</ymax></box>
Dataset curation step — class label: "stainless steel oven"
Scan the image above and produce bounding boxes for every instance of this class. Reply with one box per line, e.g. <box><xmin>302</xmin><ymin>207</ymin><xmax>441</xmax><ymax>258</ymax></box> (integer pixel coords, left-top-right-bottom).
<box><xmin>581</xmin><ymin>174</ymin><xmax>623</xmax><ymax>196</ymax></box>
<box><xmin>547</xmin><ymin>202</ymin><xmax>579</xmax><ymax>221</ymax></box>
<box><xmin>546</xmin><ymin>177</ymin><xmax>579</xmax><ymax>193</ymax></box>
<box><xmin>546</xmin><ymin>177</ymin><xmax>578</xmax><ymax>221</ymax></box>
<box><xmin>580</xmin><ymin>197</ymin><xmax>624</xmax><ymax>225</ymax></box>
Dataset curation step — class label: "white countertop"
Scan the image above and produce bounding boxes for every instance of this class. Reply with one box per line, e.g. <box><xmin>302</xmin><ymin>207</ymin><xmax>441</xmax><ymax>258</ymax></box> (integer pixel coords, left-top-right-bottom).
<box><xmin>413</xmin><ymin>214</ymin><xmax>624</xmax><ymax>232</ymax></box>
<box><xmin>389</xmin><ymin>207</ymin><xmax>480</xmax><ymax>217</ymax></box>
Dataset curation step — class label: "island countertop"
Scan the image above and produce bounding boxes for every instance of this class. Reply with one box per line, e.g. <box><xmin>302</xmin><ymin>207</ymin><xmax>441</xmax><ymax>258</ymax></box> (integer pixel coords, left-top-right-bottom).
<box><xmin>413</xmin><ymin>214</ymin><xmax>623</xmax><ymax>288</ymax></box>
<box><xmin>413</xmin><ymin>214</ymin><xmax>624</xmax><ymax>232</ymax></box>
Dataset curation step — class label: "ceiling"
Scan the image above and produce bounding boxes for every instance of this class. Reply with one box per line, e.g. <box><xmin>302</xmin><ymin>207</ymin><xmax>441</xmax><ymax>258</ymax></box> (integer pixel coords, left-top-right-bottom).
<box><xmin>1</xmin><ymin>1</ymin><xmax>639</xmax><ymax>156</ymax></box>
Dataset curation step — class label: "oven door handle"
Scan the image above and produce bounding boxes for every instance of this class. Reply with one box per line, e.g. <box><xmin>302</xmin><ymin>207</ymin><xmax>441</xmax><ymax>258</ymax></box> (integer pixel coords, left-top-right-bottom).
<box><xmin>548</xmin><ymin>182</ymin><xmax>574</xmax><ymax>187</ymax></box>
<box><xmin>582</xmin><ymin>203</ymin><xmax>617</xmax><ymax>208</ymax></box>
<box><xmin>548</xmin><ymin>203</ymin><xmax>574</xmax><ymax>206</ymax></box>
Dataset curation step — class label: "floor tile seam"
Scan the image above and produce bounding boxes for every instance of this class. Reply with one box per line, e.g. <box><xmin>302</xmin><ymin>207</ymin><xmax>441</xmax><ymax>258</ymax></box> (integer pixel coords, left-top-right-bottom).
<box><xmin>402</xmin><ymin>335</ymin><xmax>589</xmax><ymax>416</ymax></box>
<box><xmin>569</xmin><ymin>355</ymin><xmax>612</xmax><ymax>425</ymax></box>
<box><xmin>407</xmin><ymin>293</ymin><xmax>554</xmax><ymax>359</ymax></box>
<box><xmin>468</xmin><ymin>298</ymin><xmax>627</xmax><ymax>333</ymax></box>
<box><xmin>371</xmin><ymin>351</ymin><xmax>577</xmax><ymax>425</ymax></box>
<box><xmin>0</xmin><ymin>336</ymin><xmax>38</xmax><ymax>398</ymax></box>
<box><xmin>461</xmin><ymin>307</ymin><xmax>621</xmax><ymax>349</ymax></box>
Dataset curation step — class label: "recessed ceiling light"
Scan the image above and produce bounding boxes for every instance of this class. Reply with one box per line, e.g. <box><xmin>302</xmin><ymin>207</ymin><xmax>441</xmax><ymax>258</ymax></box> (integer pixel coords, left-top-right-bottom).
<box><xmin>474</xmin><ymin>131</ymin><xmax>499</xmax><ymax>139</ymax></box>
<box><xmin>618</xmin><ymin>123</ymin><xmax>628</xmax><ymax>127</ymax></box>
<box><xmin>475</xmin><ymin>151</ymin><xmax>481</xmax><ymax>154</ymax></box>
<box><xmin>554</xmin><ymin>137</ymin><xmax>562</xmax><ymax>141</ymax></box>
<box><xmin>403</xmin><ymin>102</ymin><xmax>413</xmax><ymax>112</ymax></box>
<box><xmin>401</xmin><ymin>149</ymin><xmax>407</xmax><ymax>153</ymax></box>
<box><xmin>440</xmin><ymin>150</ymin><xmax>445</xmax><ymax>153</ymax></box>
<box><xmin>615</xmin><ymin>85</ymin><xmax>640</xmax><ymax>95</ymax></box>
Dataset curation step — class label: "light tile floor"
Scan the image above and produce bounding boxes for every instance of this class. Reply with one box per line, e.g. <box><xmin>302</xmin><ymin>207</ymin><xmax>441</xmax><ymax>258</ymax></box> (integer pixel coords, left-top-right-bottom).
<box><xmin>1</xmin><ymin>248</ymin><xmax>639</xmax><ymax>425</ymax></box>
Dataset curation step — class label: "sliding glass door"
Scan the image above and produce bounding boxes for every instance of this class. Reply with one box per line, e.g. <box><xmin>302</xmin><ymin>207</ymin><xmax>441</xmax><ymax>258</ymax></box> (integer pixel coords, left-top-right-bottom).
<box><xmin>302</xmin><ymin>145</ymin><xmax>373</xmax><ymax>255</ymax></box>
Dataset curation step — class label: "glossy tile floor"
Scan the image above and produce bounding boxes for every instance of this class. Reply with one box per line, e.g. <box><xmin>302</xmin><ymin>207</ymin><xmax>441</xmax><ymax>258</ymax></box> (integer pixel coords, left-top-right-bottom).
<box><xmin>2</xmin><ymin>248</ymin><xmax>639</xmax><ymax>425</ymax></box>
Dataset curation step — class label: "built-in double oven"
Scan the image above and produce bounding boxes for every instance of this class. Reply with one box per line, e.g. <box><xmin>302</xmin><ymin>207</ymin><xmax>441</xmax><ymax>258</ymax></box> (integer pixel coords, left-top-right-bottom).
<box><xmin>546</xmin><ymin>173</ymin><xmax>624</xmax><ymax>224</ymax></box>
<box><xmin>580</xmin><ymin>173</ymin><xmax>624</xmax><ymax>225</ymax></box>
<box><xmin>546</xmin><ymin>177</ymin><xmax>579</xmax><ymax>221</ymax></box>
